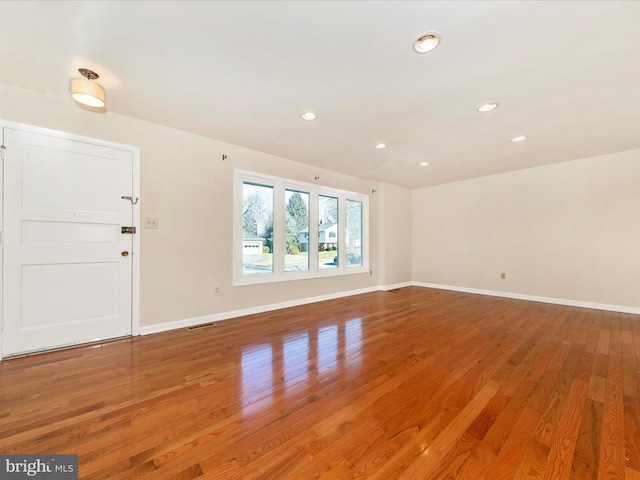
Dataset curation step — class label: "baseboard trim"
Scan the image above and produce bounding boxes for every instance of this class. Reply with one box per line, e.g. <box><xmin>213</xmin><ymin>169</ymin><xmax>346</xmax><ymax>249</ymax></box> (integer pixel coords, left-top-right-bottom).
<box><xmin>381</xmin><ymin>282</ymin><xmax>413</xmax><ymax>291</ymax></box>
<box><xmin>139</xmin><ymin>285</ymin><xmax>382</xmax><ymax>335</ymax></box>
<box><xmin>139</xmin><ymin>281</ymin><xmax>638</xmax><ymax>336</ymax></box>
<box><xmin>413</xmin><ymin>282</ymin><xmax>640</xmax><ymax>314</ymax></box>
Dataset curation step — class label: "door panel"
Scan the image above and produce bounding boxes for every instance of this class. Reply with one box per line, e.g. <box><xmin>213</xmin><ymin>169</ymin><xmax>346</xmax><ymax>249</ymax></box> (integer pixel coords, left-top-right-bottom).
<box><xmin>22</xmin><ymin>221</ymin><xmax>119</xmax><ymax>244</ymax></box>
<box><xmin>2</xmin><ymin>128</ymin><xmax>134</xmax><ymax>356</ymax></box>
<box><xmin>22</xmin><ymin>263</ymin><xmax>120</xmax><ymax>327</ymax></box>
<box><xmin>22</xmin><ymin>144</ymin><xmax>121</xmax><ymax>213</ymax></box>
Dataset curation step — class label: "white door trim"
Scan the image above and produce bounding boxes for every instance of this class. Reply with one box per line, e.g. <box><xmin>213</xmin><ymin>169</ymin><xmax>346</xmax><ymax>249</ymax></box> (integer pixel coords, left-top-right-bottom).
<box><xmin>0</xmin><ymin>120</ymin><xmax>141</xmax><ymax>360</ymax></box>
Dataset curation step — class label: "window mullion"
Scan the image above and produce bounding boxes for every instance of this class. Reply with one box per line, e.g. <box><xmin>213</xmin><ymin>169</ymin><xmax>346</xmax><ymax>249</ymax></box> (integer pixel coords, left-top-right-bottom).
<box><xmin>272</xmin><ymin>181</ymin><xmax>285</xmax><ymax>277</ymax></box>
<box><xmin>309</xmin><ymin>188</ymin><xmax>319</xmax><ymax>275</ymax></box>
<box><xmin>234</xmin><ymin>172</ymin><xmax>244</xmax><ymax>283</ymax></box>
<box><xmin>338</xmin><ymin>194</ymin><xmax>346</xmax><ymax>270</ymax></box>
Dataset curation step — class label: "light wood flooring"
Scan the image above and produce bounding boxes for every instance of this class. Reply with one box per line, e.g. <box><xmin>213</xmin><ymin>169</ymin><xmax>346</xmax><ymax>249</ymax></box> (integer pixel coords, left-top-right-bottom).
<box><xmin>1</xmin><ymin>287</ymin><xmax>640</xmax><ymax>479</ymax></box>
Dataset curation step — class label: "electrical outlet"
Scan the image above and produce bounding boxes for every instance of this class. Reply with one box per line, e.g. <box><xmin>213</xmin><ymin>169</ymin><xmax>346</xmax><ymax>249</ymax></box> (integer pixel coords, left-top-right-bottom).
<box><xmin>501</xmin><ymin>272</ymin><xmax>506</xmax><ymax>279</ymax></box>
<box><xmin>214</xmin><ymin>285</ymin><xmax>221</xmax><ymax>296</ymax></box>
<box><xmin>144</xmin><ymin>217</ymin><xmax>159</xmax><ymax>229</ymax></box>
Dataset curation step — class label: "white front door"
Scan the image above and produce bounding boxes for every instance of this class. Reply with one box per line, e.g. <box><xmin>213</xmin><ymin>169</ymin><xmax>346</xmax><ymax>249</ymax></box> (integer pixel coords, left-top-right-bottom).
<box><xmin>2</xmin><ymin>127</ymin><xmax>135</xmax><ymax>357</ymax></box>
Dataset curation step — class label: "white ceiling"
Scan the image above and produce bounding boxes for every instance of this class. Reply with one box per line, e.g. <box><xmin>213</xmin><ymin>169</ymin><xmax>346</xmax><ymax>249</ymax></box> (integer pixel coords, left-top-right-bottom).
<box><xmin>2</xmin><ymin>1</ymin><xmax>639</xmax><ymax>188</ymax></box>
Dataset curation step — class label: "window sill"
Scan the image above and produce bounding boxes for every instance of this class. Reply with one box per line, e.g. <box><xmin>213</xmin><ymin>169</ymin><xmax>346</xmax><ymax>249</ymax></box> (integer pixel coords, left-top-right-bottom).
<box><xmin>233</xmin><ymin>265</ymin><xmax>369</xmax><ymax>287</ymax></box>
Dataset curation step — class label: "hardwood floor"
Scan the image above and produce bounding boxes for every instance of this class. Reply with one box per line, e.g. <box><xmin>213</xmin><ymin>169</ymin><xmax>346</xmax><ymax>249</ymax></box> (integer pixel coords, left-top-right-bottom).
<box><xmin>1</xmin><ymin>286</ymin><xmax>639</xmax><ymax>479</ymax></box>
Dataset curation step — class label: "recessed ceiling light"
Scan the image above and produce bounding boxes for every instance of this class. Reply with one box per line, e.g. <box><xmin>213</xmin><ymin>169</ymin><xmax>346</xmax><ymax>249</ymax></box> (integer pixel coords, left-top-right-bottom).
<box><xmin>374</xmin><ymin>143</ymin><xmax>387</xmax><ymax>149</ymax></box>
<box><xmin>477</xmin><ymin>102</ymin><xmax>498</xmax><ymax>112</ymax></box>
<box><xmin>419</xmin><ymin>162</ymin><xmax>429</xmax><ymax>166</ymax></box>
<box><xmin>301</xmin><ymin>112</ymin><xmax>317</xmax><ymax>121</ymax></box>
<box><xmin>413</xmin><ymin>33</ymin><xmax>441</xmax><ymax>53</ymax></box>
<box><xmin>511</xmin><ymin>136</ymin><xmax>527</xmax><ymax>142</ymax></box>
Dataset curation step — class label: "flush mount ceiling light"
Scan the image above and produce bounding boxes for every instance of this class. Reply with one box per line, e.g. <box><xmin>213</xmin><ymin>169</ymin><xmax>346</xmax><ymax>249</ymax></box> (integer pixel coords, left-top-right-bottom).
<box><xmin>477</xmin><ymin>102</ymin><xmax>498</xmax><ymax>112</ymax></box>
<box><xmin>301</xmin><ymin>112</ymin><xmax>317</xmax><ymax>121</ymax></box>
<box><xmin>511</xmin><ymin>136</ymin><xmax>527</xmax><ymax>142</ymax></box>
<box><xmin>71</xmin><ymin>68</ymin><xmax>106</xmax><ymax>108</ymax></box>
<box><xmin>419</xmin><ymin>162</ymin><xmax>429</xmax><ymax>166</ymax></box>
<box><xmin>374</xmin><ymin>143</ymin><xmax>387</xmax><ymax>149</ymax></box>
<box><xmin>413</xmin><ymin>32</ymin><xmax>441</xmax><ymax>53</ymax></box>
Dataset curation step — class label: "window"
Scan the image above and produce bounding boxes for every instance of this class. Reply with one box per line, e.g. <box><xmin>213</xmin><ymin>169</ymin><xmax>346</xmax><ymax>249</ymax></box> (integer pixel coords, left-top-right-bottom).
<box><xmin>285</xmin><ymin>189</ymin><xmax>310</xmax><ymax>272</ymax></box>
<box><xmin>319</xmin><ymin>195</ymin><xmax>338</xmax><ymax>269</ymax></box>
<box><xmin>346</xmin><ymin>199</ymin><xmax>363</xmax><ymax>267</ymax></box>
<box><xmin>235</xmin><ymin>170</ymin><xmax>369</xmax><ymax>285</ymax></box>
<box><xmin>242</xmin><ymin>182</ymin><xmax>274</xmax><ymax>275</ymax></box>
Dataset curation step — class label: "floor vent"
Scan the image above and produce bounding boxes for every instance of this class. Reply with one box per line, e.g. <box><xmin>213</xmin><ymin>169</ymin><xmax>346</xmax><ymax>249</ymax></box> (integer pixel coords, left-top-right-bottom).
<box><xmin>186</xmin><ymin>322</ymin><xmax>217</xmax><ymax>331</ymax></box>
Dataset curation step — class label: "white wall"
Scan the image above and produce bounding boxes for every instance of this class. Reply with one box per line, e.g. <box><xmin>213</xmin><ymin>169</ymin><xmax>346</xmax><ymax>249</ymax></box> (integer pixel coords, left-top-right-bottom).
<box><xmin>0</xmin><ymin>84</ymin><xmax>402</xmax><ymax>330</ymax></box>
<box><xmin>412</xmin><ymin>149</ymin><xmax>640</xmax><ymax>310</ymax></box>
<box><xmin>379</xmin><ymin>183</ymin><xmax>412</xmax><ymax>287</ymax></box>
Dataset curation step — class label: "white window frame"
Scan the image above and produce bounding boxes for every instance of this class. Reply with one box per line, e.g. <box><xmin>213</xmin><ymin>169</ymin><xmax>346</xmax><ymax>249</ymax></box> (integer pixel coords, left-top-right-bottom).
<box><xmin>234</xmin><ymin>169</ymin><xmax>369</xmax><ymax>286</ymax></box>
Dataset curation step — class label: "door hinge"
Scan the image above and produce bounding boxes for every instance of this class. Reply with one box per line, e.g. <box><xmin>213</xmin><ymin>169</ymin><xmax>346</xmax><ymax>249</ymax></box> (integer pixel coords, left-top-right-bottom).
<box><xmin>121</xmin><ymin>226</ymin><xmax>137</xmax><ymax>234</ymax></box>
<box><xmin>0</xmin><ymin>231</ymin><xmax>3</xmax><ymax>244</ymax></box>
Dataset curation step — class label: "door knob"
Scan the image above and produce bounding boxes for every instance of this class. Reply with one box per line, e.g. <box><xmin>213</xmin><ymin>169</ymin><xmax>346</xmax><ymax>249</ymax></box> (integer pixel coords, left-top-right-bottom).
<box><xmin>121</xmin><ymin>251</ymin><xmax>129</xmax><ymax>257</ymax></box>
